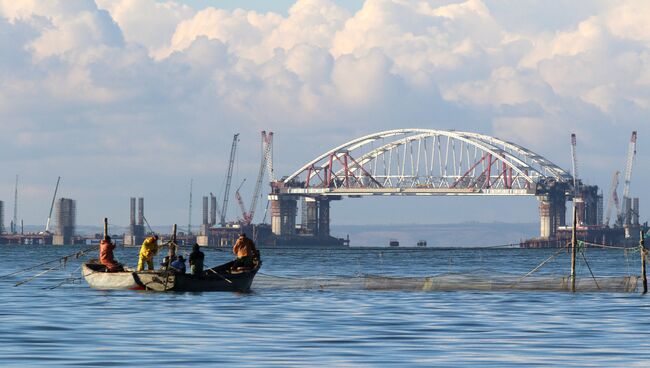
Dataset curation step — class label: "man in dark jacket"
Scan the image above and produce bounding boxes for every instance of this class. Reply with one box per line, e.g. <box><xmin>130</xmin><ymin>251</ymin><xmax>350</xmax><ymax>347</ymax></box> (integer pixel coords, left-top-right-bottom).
<box><xmin>188</xmin><ymin>243</ymin><xmax>205</xmax><ymax>276</ymax></box>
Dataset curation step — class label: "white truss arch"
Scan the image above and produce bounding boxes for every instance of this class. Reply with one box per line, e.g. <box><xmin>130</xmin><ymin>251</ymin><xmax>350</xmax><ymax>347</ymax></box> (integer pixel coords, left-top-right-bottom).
<box><xmin>282</xmin><ymin>129</ymin><xmax>572</xmax><ymax>195</ymax></box>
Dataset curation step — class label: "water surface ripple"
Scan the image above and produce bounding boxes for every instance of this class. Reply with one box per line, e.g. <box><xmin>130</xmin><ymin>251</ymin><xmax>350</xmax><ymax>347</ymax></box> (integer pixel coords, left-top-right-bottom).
<box><xmin>1</xmin><ymin>246</ymin><xmax>649</xmax><ymax>367</ymax></box>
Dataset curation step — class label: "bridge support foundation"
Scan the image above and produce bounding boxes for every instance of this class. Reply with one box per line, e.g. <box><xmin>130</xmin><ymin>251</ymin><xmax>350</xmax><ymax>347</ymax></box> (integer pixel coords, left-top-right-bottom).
<box><xmin>538</xmin><ymin>189</ymin><xmax>566</xmax><ymax>239</ymax></box>
<box><xmin>302</xmin><ymin>198</ymin><xmax>318</xmax><ymax>235</ymax></box>
<box><xmin>317</xmin><ymin>198</ymin><xmax>330</xmax><ymax>237</ymax></box>
<box><xmin>271</xmin><ymin>196</ymin><xmax>297</xmax><ymax>236</ymax></box>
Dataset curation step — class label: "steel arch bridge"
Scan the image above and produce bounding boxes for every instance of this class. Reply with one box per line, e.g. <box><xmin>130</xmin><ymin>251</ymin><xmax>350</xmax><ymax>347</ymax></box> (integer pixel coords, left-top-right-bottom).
<box><xmin>278</xmin><ymin>129</ymin><xmax>573</xmax><ymax>197</ymax></box>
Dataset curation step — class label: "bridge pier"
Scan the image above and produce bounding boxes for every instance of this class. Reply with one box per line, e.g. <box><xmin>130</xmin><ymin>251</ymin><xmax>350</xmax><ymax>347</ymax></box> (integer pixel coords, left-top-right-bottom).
<box><xmin>317</xmin><ymin>198</ymin><xmax>330</xmax><ymax>237</ymax></box>
<box><xmin>538</xmin><ymin>188</ymin><xmax>566</xmax><ymax>239</ymax></box>
<box><xmin>302</xmin><ymin>198</ymin><xmax>318</xmax><ymax>235</ymax></box>
<box><xmin>270</xmin><ymin>195</ymin><xmax>297</xmax><ymax>236</ymax></box>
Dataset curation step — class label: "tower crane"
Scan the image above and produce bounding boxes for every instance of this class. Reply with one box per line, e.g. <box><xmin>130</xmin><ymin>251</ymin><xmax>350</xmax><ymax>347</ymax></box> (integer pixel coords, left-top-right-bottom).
<box><xmin>619</xmin><ymin>131</ymin><xmax>637</xmax><ymax>224</ymax></box>
<box><xmin>235</xmin><ymin>131</ymin><xmax>274</xmax><ymax>225</ymax></box>
<box><xmin>45</xmin><ymin>176</ymin><xmax>61</xmax><ymax>233</ymax></box>
<box><xmin>220</xmin><ymin>133</ymin><xmax>239</xmax><ymax>226</ymax></box>
<box><xmin>570</xmin><ymin>133</ymin><xmax>579</xmax><ymax>193</ymax></box>
<box><xmin>235</xmin><ymin>179</ymin><xmax>252</xmax><ymax>224</ymax></box>
<box><xmin>604</xmin><ymin>171</ymin><xmax>620</xmax><ymax>227</ymax></box>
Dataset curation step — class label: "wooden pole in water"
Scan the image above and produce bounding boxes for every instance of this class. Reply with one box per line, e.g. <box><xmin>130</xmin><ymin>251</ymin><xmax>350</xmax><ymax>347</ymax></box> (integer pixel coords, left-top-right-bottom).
<box><xmin>641</xmin><ymin>229</ymin><xmax>647</xmax><ymax>294</ymax></box>
<box><xmin>165</xmin><ymin>224</ymin><xmax>178</xmax><ymax>272</ymax></box>
<box><xmin>571</xmin><ymin>206</ymin><xmax>577</xmax><ymax>292</ymax></box>
<box><xmin>103</xmin><ymin>217</ymin><xmax>108</xmax><ymax>240</ymax></box>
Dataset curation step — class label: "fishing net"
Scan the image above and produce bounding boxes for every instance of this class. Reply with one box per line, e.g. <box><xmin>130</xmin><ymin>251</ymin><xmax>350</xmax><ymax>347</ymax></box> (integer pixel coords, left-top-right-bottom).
<box><xmin>254</xmin><ymin>274</ymin><xmax>640</xmax><ymax>293</ymax></box>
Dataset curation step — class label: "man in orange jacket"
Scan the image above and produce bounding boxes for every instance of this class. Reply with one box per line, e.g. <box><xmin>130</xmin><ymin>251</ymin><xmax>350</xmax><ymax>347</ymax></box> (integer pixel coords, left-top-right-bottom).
<box><xmin>232</xmin><ymin>233</ymin><xmax>259</xmax><ymax>269</ymax></box>
<box><xmin>99</xmin><ymin>236</ymin><xmax>123</xmax><ymax>272</ymax></box>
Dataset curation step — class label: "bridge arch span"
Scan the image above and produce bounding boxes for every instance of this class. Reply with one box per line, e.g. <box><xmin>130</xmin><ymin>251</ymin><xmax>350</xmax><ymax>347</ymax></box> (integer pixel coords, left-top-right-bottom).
<box><xmin>283</xmin><ymin>129</ymin><xmax>572</xmax><ymax>195</ymax></box>
<box><xmin>270</xmin><ymin>129</ymin><xmax>575</xmax><ymax>241</ymax></box>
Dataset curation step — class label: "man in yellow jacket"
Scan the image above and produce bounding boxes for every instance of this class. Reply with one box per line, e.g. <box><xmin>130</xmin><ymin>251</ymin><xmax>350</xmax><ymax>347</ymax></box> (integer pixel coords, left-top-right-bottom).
<box><xmin>137</xmin><ymin>235</ymin><xmax>159</xmax><ymax>271</ymax></box>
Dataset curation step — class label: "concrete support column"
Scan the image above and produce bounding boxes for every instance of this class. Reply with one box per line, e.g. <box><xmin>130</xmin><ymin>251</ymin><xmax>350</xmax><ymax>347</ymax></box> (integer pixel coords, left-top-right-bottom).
<box><xmin>539</xmin><ymin>200</ymin><xmax>554</xmax><ymax>239</ymax></box>
<box><xmin>130</xmin><ymin>197</ymin><xmax>136</xmax><ymax>226</ymax></box>
<box><xmin>633</xmin><ymin>197</ymin><xmax>640</xmax><ymax>226</ymax></box>
<box><xmin>303</xmin><ymin>197</ymin><xmax>318</xmax><ymax>235</ymax></box>
<box><xmin>555</xmin><ymin>197</ymin><xmax>567</xmax><ymax>228</ymax></box>
<box><xmin>318</xmin><ymin>198</ymin><xmax>330</xmax><ymax>237</ymax></box>
<box><xmin>137</xmin><ymin>198</ymin><xmax>144</xmax><ymax>226</ymax></box>
<box><xmin>202</xmin><ymin>196</ymin><xmax>208</xmax><ymax>226</ymax></box>
<box><xmin>210</xmin><ymin>194</ymin><xmax>217</xmax><ymax>226</ymax></box>
<box><xmin>270</xmin><ymin>195</ymin><xmax>297</xmax><ymax>236</ymax></box>
<box><xmin>574</xmin><ymin>197</ymin><xmax>585</xmax><ymax>225</ymax></box>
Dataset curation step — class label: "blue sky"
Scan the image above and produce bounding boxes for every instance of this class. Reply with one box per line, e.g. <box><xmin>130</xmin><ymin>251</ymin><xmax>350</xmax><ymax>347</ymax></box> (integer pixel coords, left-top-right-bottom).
<box><xmin>0</xmin><ymin>0</ymin><xmax>648</xmax><ymax>229</ymax></box>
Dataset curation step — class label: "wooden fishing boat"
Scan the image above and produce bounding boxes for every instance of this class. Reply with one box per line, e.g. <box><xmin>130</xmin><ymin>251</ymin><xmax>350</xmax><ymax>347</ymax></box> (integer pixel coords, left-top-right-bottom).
<box><xmin>82</xmin><ymin>260</ymin><xmax>260</xmax><ymax>292</ymax></box>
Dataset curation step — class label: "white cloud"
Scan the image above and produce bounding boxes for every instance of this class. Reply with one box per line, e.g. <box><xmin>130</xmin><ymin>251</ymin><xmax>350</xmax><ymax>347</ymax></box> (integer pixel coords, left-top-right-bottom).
<box><xmin>96</xmin><ymin>0</ymin><xmax>194</xmax><ymax>58</ymax></box>
<box><xmin>1</xmin><ymin>0</ymin><xmax>649</xmax><ymax>225</ymax></box>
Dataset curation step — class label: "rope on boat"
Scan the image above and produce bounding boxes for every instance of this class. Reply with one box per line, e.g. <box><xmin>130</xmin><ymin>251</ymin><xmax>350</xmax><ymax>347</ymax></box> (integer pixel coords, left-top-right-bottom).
<box><xmin>43</xmin><ymin>264</ymin><xmax>83</xmax><ymax>290</ymax></box>
<box><xmin>14</xmin><ymin>264</ymin><xmax>62</xmax><ymax>287</ymax></box>
<box><xmin>0</xmin><ymin>245</ymin><xmax>98</xmax><ymax>280</ymax></box>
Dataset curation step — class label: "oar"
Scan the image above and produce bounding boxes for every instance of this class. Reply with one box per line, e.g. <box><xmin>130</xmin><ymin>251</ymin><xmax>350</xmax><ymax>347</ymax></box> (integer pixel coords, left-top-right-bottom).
<box><xmin>207</xmin><ymin>268</ymin><xmax>233</xmax><ymax>284</ymax></box>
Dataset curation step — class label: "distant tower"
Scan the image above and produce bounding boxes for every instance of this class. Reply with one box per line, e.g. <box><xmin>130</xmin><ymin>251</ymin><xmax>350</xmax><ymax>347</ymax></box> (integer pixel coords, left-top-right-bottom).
<box><xmin>11</xmin><ymin>175</ymin><xmax>18</xmax><ymax>234</ymax></box>
<box><xmin>53</xmin><ymin>198</ymin><xmax>76</xmax><ymax>245</ymax></box>
<box><xmin>0</xmin><ymin>200</ymin><xmax>4</xmax><ymax>234</ymax></box>
<box><xmin>124</xmin><ymin>197</ymin><xmax>146</xmax><ymax>246</ymax></box>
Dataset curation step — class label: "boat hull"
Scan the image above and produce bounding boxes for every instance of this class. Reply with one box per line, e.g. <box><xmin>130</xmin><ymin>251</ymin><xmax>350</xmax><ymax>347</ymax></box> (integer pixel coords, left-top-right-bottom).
<box><xmin>82</xmin><ymin>261</ymin><xmax>258</xmax><ymax>292</ymax></box>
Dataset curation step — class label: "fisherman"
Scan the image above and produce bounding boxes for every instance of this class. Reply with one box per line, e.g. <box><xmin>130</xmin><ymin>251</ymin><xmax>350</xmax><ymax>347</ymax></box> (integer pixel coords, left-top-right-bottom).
<box><xmin>188</xmin><ymin>243</ymin><xmax>205</xmax><ymax>276</ymax></box>
<box><xmin>137</xmin><ymin>235</ymin><xmax>159</xmax><ymax>271</ymax></box>
<box><xmin>170</xmin><ymin>255</ymin><xmax>186</xmax><ymax>274</ymax></box>
<box><xmin>232</xmin><ymin>233</ymin><xmax>259</xmax><ymax>269</ymax></box>
<box><xmin>99</xmin><ymin>236</ymin><xmax>123</xmax><ymax>272</ymax></box>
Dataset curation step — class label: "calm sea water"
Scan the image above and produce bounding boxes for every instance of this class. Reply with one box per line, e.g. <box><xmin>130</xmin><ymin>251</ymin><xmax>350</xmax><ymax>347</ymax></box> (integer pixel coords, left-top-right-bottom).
<box><xmin>1</xmin><ymin>245</ymin><xmax>650</xmax><ymax>367</ymax></box>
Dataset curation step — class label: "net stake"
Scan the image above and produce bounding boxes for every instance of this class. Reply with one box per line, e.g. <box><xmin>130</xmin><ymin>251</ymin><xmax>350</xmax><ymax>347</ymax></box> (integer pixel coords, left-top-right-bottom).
<box><xmin>641</xmin><ymin>229</ymin><xmax>647</xmax><ymax>294</ymax></box>
<box><xmin>571</xmin><ymin>206</ymin><xmax>577</xmax><ymax>292</ymax></box>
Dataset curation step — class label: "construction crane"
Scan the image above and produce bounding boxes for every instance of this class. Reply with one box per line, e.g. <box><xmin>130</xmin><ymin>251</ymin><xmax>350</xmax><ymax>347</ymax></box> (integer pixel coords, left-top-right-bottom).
<box><xmin>209</xmin><ymin>192</ymin><xmax>223</xmax><ymax>223</ymax></box>
<box><xmin>619</xmin><ymin>131</ymin><xmax>637</xmax><ymax>224</ymax></box>
<box><xmin>235</xmin><ymin>131</ymin><xmax>274</xmax><ymax>225</ymax></box>
<box><xmin>220</xmin><ymin>133</ymin><xmax>239</xmax><ymax>226</ymax></box>
<box><xmin>45</xmin><ymin>176</ymin><xmax>61</xmax><ymax>233</ymax></box>
<box><xmin>264</xmin><ymin>131</ymin><xmax>275</xmax><ymax>182</ymax></box>
<box><xmin>231</xmin><ymin>132</ymin><xmax>275</xmax><ymax>226</ymax></box>
<box><xmin>570</xmin><ymin>133</ymin><xmax>579</xmax><ymax>193</ymax></box>
<box><xmin>604</xmin><ymin>171</ymin><xmax>620</xmax><ymax>227</ymax></box>
<box><xmin>235</xmin><ymin>179</ymin><xmax>253</xmax><ymax>224</ymax></box>
<box><xmin>246</xmin><ymin>131</ymin><xmax>274</xmax><ymax>224</ymax></box>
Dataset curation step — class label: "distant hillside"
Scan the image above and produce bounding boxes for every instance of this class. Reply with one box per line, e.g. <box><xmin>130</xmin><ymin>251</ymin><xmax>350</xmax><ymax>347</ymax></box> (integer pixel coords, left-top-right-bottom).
<box><xmin>332</xmin><ymin>223</ymin><xmax>538</xmax><ymax>247</ymax></box>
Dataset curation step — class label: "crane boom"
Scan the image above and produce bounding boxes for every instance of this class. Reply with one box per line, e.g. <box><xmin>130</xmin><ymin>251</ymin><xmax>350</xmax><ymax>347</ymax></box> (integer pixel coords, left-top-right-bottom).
<box><xmin>570</xmin><ymin>133</ymin><xmax>579</xmax><ymax>193</ymax></box>
<box><xmin>265</xmin><ymin>131</ymin><xmax>275</xmax><ymax>182</ymax></box>
<box><xmin>220</xmin><ymin>133</ymin><xmax>239</xmax><ymax>226</ymax></box>
<box><xmin>620</xmin><ymin>131</ymin><xmax>637</xmax><ymax>221</ymax></box>
<box><xmin>247</xmin><ymin>131</ymin><xmax>274</xmax><ymax>224</ymax></box>
<box><xmin>45</xmin><ymin>176</ymin><xmax>61</xmax><ymax>233</ymax></box>
<box><xmin>235</xmin><ymin>179</ymin><xmax>252</xmax><ymax>224</ymax></box>
<box><xmin>622</xmin><ymin>131</ymin><xmax>637</xmax><ymax>200</ymax></box>
<box><xmin>604</xmin><ymin>171</ymin><xmax>619</xmax><ymax>227</ymax></box>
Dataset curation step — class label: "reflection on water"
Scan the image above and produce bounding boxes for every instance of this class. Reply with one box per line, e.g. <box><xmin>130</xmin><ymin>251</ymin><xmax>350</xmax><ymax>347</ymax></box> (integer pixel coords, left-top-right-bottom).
<box><xmin>1</xmin><ymin>245</ymin><xmax>650</xmax><ymax>366</ymax></box>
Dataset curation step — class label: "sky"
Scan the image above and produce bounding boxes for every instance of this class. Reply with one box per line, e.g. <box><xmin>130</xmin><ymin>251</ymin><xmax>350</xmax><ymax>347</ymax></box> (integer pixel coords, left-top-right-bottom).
<box><xmin>0</xmin><ymin>0</ymin><xmax>648</xmax><ymax>229</ymax></box>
